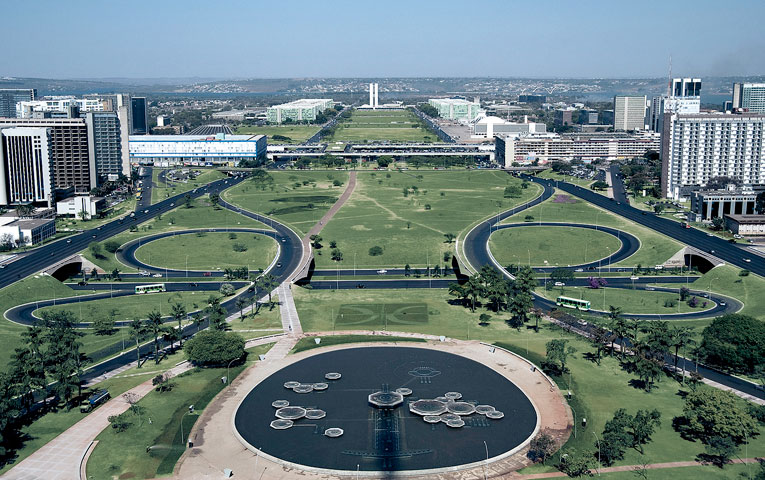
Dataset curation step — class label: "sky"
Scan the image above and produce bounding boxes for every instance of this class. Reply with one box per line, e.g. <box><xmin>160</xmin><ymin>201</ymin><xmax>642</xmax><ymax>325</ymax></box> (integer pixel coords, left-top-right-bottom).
<box><xmin>4</xmin><ymin>0</ymin><xmax>765</xmax><ymax>79</ymax></box>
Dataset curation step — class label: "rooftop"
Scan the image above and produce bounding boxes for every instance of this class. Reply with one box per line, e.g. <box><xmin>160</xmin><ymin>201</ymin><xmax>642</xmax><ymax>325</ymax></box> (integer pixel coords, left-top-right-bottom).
<box><xmin>724</xmin><ymin>214</ymin><xmax>765</xmax><ymax>224</ymax></box>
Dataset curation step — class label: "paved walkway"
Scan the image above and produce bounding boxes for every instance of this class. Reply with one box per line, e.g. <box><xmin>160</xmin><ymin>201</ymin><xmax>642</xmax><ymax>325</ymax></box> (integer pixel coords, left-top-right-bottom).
<box><xmin>276</xmin><ymin>282</ymin><xmax>302</xmax><ymax>334</ymax></box>
<box><xmin>2</xmin><ymin>362</ymin><xmax>193</xmax><ymax>480</ymax></box>
<box><xmin>511</xmin><ymin>457</ymin><xmax>761</xmax><ymax>478</ymax></box>
<box><xmin>290</xmin><ymin>170</ymin><xmax>357</xmax><ymax>282</ymax></box>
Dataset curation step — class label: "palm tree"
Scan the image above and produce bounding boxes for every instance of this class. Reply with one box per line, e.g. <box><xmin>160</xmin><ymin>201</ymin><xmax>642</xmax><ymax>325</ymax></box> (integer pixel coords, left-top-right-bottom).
<box><xmin>146</xmin><ymin>310</ymin><xmax>165</xmax><ymax>364</ymax></box>
<box><xmin>257</xmin><ymin>274</ymin><xmax>278</xmax><ymax>307</ymax></box>
<box><xmin>448</xmin><ymin>283</ymin><xmax>469</xmax><ymax>307</ymax></box>
<box><xmin>170</xmin><ymin>303</ymin><xmax>187</xmax><ymax>348</ymax></box>
<box><xmin>465</xmin><ymin>275</ymin><xmax>483</xmax><ymax>312</ymax></box>
<box><xmin>236</xmin><ymin>297</ymin><xmax>248</xmax><ymax>320</ymax></box>
<box><xmin>128</xmin><ymin>318</ymin><xmax>146</xmax><ymax>368</ymax></box>
<box><xmin>669</xmin><ymin>326</ymin><xmax>693</xmax><ymax>369</ymax></box>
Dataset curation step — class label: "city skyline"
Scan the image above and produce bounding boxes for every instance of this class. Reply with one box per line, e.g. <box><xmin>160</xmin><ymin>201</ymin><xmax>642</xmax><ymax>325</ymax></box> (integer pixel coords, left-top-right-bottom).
<box><xmin>3</xmin><ymin>0</ymin><xmax>765</xmax><ymax>79</ymax></box>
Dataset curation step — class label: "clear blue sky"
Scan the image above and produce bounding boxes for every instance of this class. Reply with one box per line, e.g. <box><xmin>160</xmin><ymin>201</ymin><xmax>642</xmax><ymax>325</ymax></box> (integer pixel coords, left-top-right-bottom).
<box><xmin>4</xmin><ymin>0</ymin><xmax>764</xmax><ymax>79</ymax></box>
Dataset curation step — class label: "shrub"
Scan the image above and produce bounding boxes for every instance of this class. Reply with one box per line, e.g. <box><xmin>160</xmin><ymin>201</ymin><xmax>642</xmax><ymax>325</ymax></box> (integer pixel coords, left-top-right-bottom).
<box><xmin>369</xmin><ymin>246</ymin><xmax>383</xmax><ymax>256</ymax></box>
<box><xmin>219</xmin><ymin>283</ymin><xmax>235</xmax><ymax>296</ymax></box>
<box><xmin>184</xmin><ymin>330</ymin><xmax>245</xmax><ymax>366</ymax></box>
<box><xmin>103</xmin><ymin>240</ymin><xmax>121</xmax><ymax>253</ymax></box>
<box><xmin>232</xmin><ymin>243</ymin><xmax>247</xmax><ymax>252</ymax></box>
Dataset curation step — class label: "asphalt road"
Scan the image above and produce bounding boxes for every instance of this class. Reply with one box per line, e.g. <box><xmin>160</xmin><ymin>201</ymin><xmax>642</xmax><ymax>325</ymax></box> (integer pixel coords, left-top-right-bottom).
<box><xmin>609</xmin><ymin>164</ymin><xmax>630</xmax><ymax>204</ymax></box>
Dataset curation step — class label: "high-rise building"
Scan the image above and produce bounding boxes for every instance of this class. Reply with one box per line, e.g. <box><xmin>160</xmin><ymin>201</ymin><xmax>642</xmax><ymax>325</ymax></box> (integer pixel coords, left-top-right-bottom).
<box><xmin>266</xmin><ymin>99</ymin><xmax>334</xmax><ymax>124</ymax></box>
<box><xmin>732</xmin><ymin>83</ymin><xmax>765</xmax><ymax>114</ymax></box>
<box><xmin>554</xmin><ymin>108</ymin><xmax>574</xmax><ymax>127</ymax></box>
<box><xmin>85</xmin><ymin>112</ymin><xmax>123</xmax><ymax>180</ymax></box>
<box><xmin>428</xmin><ymin>98</ymin><xmax>481</xmax><ymax>122</ymax></box>
<box><xmin>649</xmin><ymin>78</ymin><xmax>702</xmax><ymax>132</ymax></box>
<box><xmin>130</xmin><ymin>97</ymin><xmax>148</xmax><ymax>134</ymax></box>
<box><xmin>0</xmin><ymin>117</ymin><xmax>95</xmax><ymax>195</ymax></box>
<box><xmin>613</xmin><ymin>96</ymin><xmax>647</xmax><ymax>131</ymax></box>
<box><xmin>661</xmin><ymin>112</ymin><xmax>765</xmax><ymax>200</ymax></box>
<box><xmin>0</xmin><ymin>89</ymin><xmax>37</xmax><ymax>118</ymax></box>
<box><xmin>0</xmin><ymin>127</ymin><xmax>53</xmax><ymax>206</ymax></box>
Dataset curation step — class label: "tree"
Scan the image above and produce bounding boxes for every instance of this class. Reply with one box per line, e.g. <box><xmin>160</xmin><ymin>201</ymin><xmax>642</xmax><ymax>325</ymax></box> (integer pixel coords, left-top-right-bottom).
<box><xmin>448</xmin><ymin>282</ymin><xmax>470</xmax><ymax>308</ymax></box>
<box><xmin>256</xmin><ymin>273</ymin><xmax>278</xmax><ymax>307</ymax></box>
<box><xmin>545</xmin><ymin>339</ymin><xmax>576</xmax><ymax>374</ymax></box>
<box><xmin>128</xmin><ymin>318</ymin><xmax>147</xmax><ymax>368</ymax></box>
<box><xmin>310</xmin><ymin>234</ymin><xmax>323</xmax><ymax>249</ymax></box>
<box><xmin>205</xmin><ymin>295</ymin><xmax>228</xmax><ymax>331</ymax></box>
<box><xmin>528</xmin><ymin>431</ymin><xmax>556</xmax><ymax>464</ymax></box>
<box><xmin>171</xmin><ymin>303</ymin><xmax>187</xmax><ymax>348</ymax></box>
<box><xmin>508</xmin><ymin>291</ymin><xmax>533</xmax><ymax>330</ymax></box>
<box><xmin>504</xmin><ymin>185</ymin><xmax>522</xmax><ymax>198</ymax></box>
<box><xmin>88</xmin><ymin>241</ymin><xmax>104</xmax><ymax>259</ymax></box>
<box><xmin>711</xmin><ymin>217</ymin><xmax>724</xmax><ymax>231</ymax></box>
<box><xmin>590</xmin><ymin>327</ymin><xmax>613</xmax><ymax>365</ymax></box>
<box><xmin>591</xmin><ymin>180</ymin><xmax>609</xmax><ymax>191</ymax></box>
<box><xmin>42</xmin><ymin>311</ymin><xmax>86</xmax><ymax>406</ymax></box>
<box><xmin>674</xmin><ymin>388</ymin><xmax>758</xmax><ymax>447</ymax></box>
<box><xmin>668</xmin><ymin>326</ymin><xmax>693</xmax><ymax>370</ymax></box>
<box><xmin>697</xmin><ymin>314</ymin><xmax>765</xmax><ymax>374</ymax></box>
<box><xmin>235</xmin><ymin>297</ymin><xmax>248</xmax><ymax>320</ymax></box>
<box><xmin>219</xmin><ymin>283</ymin><xmax>235</xmax><ymax>296</ymax></box>
<box><xmin>443</xmin><ymin>233</ymin><xmax>456</xmax><ymax>244</ymax></box>
<box><xmin>558</xmin><ymin>449</ymin><xmax>596</xmax><ymax>477</ymax></box>
<box><xmin>608</xmin><ymin>309</ymin><xmax>628</xmax><ymax>359</ymax></box>
<box><xmin>78</xmin><ymin>209</ymin><xmax>89</xmax><ymax>221</ymax></box>
<box><xmin>146</xmin><ymin>310</ymin><xmax>166</xmax><ymax>364</ymax></box>
<box><xmin>368</xmin><ymin>246</ymin><xmax>383</xmax><ymax>256</ymax></box>
<box><xmin>653</xmin><ymin>204</ymin><xmax>665</xmax><ymax>214</ymax></box>
<box><xmin>92</xmin><ymin>315</ymin><xmax>116</xmax><ymax>336</ymax></box>
<box><xmin>209</xmin><ymin>192</ymin><xmax>220</xmax><ymax>208</ymax></box>
<box><xmin>464</xmin><ymin>275</ymin><xmax>483</xmax><ymax>312</ymax></box>
<box><xmin>404</xmin><ymin>264</ymin><xmax>411</xmax><ymax>277</ymax></box>
<box><xmin>103</xmin><ymin>240</ymin><xmax>121</xmax><ymax>253</ymax></box>
<box><xmin>330</xmin><ymin>248</ymin><xmax>344</xmax><ymax>262</ymax></box>
<box><xmin>550</xmin><ymin>268</ymin><xmax>575</xmax><ymax>285</ymax></box>
<box><xmin>184</xmin><ymin>330</ymin><xmax>245</xmax><ymax>366</ymax></box>
<box><xmin>9</xmin><ymin>326</ymin><xmax>46</xmax><ymax>409</ymax></box>
<box><xmin>184</xmin><ymin>193</ymin><xmax>193</xmax><ymax>208</ymax></box>
<box><xmin>478</xmin><ymin>313</ymin><xmax>491</xmax><ymax>326</ymax></box>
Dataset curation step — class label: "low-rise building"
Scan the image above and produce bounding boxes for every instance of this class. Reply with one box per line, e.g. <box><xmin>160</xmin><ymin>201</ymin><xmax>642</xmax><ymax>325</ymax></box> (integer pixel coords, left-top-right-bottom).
<box><xmin>129</xmin><ymin>134</ymin><xmax>267</xmax><ymax>166</ymax></box>
<box><xmin>56</xmin><ymin>196</ymin><xmax>106</xmax><ymax>218</ymax></box>
<box><xmin>267</xmin><ymin>99</ymin><xmax>334</xmax><ymax>124</ymax></box>
<box><xmin>428</xmin><ymin>98</ymin><xmax>481</xmax><ymax>122</ymax></box>
<box><xmin>724</xmin><ymin>214</ymin><xmax>765</xmax><ymax>236</ymax></box>
<box><xmin>471</xmin><ymin>116</ymin><xmax>545</xmax><ymax>139</ymax></box>
<box><xmin>0</xmin><ymin>213</ymin><xmax>56</xmax><ymax>246</ymax></box>
<box><xmin>689</xmin><ymin>188</ymin><xmax>758</xmax><ymax>221</ymax></box>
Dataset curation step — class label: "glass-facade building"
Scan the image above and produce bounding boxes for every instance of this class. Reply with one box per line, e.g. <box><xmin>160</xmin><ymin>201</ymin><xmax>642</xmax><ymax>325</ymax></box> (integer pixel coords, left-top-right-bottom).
<box><xmin>267</xmin><ymin>99</ymin><xmax>334</xmax><ymax>124</ymax></box>
<box><xmin>733</xmin><ymin>83</ymin><xmax>765</xmax><ymax>114</ymax></box>
<box><xmin>428</xmin><ymin>98</ymin><xmax>481</xmax><ymax>121</ymax></box>
<box><xmin>0</xmin><ymin>89</ymin><xmax>37</xmax><ymax>118</ymax></box>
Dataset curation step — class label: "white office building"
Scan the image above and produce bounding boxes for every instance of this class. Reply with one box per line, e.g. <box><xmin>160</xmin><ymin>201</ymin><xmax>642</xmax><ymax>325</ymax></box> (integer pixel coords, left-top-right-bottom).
<box><xmin>0</xmin><ymin>127</ymin><xmax>53</xmax><ymax>206</ymax></box>
<box><xmin>129</xmin><ymin>134</ymin><xmax>267</xmax><ymax>166</ymax></box>
<box><xmin>266</xmin><ymin>99</ymin><xmax>334</xmax><ymax>124</ymax></box>
<box><xmin>56</xmin><ymin>196</ymin><xmax>106</xmax><ymax>218</ymax></box>
<box><xmin>614</xmin><ymin>96</ymin><xmax>647</xmax><ymax>131</ymax></box>
<box><xmin>471</xmin><ymin>116</ymin><xmax>546</xmax><ymax>139</ymax></box>
<box><xmin>733</xmin><ymin>83</ymin><xmax>765</xmax><ymax>114</ymax></box>
<box><xmin>428</xmin><ymin>98</ymin><xmax>481</xmax><ymax>122</ymax></box>
<box><xmin>661</xmin><ymin>112</ymin><xmax>765</xmax><ymax>200</ymax></box>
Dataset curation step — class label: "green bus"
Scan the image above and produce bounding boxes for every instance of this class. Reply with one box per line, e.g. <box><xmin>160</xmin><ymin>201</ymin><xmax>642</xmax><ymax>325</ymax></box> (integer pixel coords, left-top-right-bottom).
<box><xmin>556</xmin><ymin>296</ymin><xmax>591</xmax><ymax>310</ymax></box>
<box><xmin>135</xmin><ymin>283</ymin><xmax>166</xmax><ymax>294</ymax></box>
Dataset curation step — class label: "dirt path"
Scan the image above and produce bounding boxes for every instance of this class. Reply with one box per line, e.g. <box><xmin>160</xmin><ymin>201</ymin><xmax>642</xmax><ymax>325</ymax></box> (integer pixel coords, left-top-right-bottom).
<box><xmin>512</xmin><ymin>457</ymin><xmax>761</xmax><ymax>478</ymax></box>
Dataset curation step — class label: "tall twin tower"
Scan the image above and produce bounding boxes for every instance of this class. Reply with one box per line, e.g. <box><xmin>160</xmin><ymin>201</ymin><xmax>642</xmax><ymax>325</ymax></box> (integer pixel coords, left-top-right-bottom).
<box><xmin>368</xmin><ymin>83</ymin><xmax>379</xmax><ymax>108</ymax></box>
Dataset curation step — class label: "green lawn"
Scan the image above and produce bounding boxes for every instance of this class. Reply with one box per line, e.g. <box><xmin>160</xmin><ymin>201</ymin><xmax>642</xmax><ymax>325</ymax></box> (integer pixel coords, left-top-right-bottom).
<box><xmin>37</xmin><ymin>291</ymin><xmax>208</xmax><ymax>324</ymax></box>
<box><xmin>292</xmin><ymin>334</ymin><xmax>425</xmax><ymax>353</ymax></box>
<box><xmin>502</xmin><ymin>190</ymin><xmax>682</xmax><ymax>268</ymax></box>
<box><xmin>82</xmin><ymin>197</ymin><xmax>271</xmax><ymax>273</ymax></box>
<box><xmin>222</xmin><ymin>170</ymin><xmax>349</xmax><ymax>235</ymax></box>
<box><xmin>597</xmin><ymin>464</ymin><xmax>755</xmax><ymax>479</ymax></box>
<box><xmin>233</xmin><ymin>125</ymin><xmax>320</xmax><ymax>143</ymax></box>
<box><xmin>228</xmin><ymin>294</ymin><xmax>283</xmax><ymax>334</ymax></box>
<box><xmin>489</xmin><ymin>225</ymin><xmax>622</xmax><ymax>267</ymax></box>
<box><xmin>56</xmin><ymin>197</ymin><xmax>137</xmax><ymax>231</ymax></box>
<box><xmin>687</xmin><ymin>265</ymin><xmax>765</xmax><ymax>321</ymax></box>
<box><xmin>537</xmin><ymin>286</ymin><xmax>714</xmax><ymax>314</ymax></box>
<box><xmin>326</xmin><ymin>109</ymin><xmax>438</xmax><ymax>143</ymax></box>
<box><xmin>151</xmin><ymin>168</ymin><xmax>226</xmax><ymax>204</ymax></box>
<box><xmin>86</xmin><ymin>343</ymin><xmax>273</xmax><ymax>480</ymax></box>
<box><xmin>134</xmin><ymin>232</ymin><xmax>278</xmax><ymax>271</ymax></box>
<box><xmin>315</xmin><ymin>170</ymin><xmax>542</xmax><ymax>268</ymax></box>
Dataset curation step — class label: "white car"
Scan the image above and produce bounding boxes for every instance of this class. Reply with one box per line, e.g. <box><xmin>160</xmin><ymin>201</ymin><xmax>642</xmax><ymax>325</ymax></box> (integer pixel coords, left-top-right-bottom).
<box><xmin>152</xmin><ymin>273</ymin><xmax>162</xmax><ymax>278</ymax></box>
<box><xmin>554</xmin><ymin>282</ymin><xmax>565</xmax><ymax>287</ymax></box>
<box><xmin>377</xmin><ymin>269</ymin><xmax>388</xmax><ymax>274</ymax></box>
<box><xmin>630</xmin><ymin>276</ymin><xmax>639</xmax><ymax>280</ymax></box>
<box><xmin>744</xmin><ymin>258</ymin><xmax>751</xmax><ymax>263</ymax></box>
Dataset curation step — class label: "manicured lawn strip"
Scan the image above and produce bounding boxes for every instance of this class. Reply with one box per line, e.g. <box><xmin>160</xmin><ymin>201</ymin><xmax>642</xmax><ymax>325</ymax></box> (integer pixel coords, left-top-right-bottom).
<box><xmin>292</xmin><ymin>335</ymin><xmax>426</xmax><ymax>353</ymax></box>
<box><xmin>536</xmin><ymin>286</ymin><xmax>714</xmax><ymax>314</ymax></box>
<box><xmin>56</xmin><ymin>197</ymin><xmax>136</xmax><ymax>232</ymax></box>
<box><xmin>37</xmin><ymin>291</ymin><xmax>208</xmax><ymax>324</ymax></box>
<box><xmin>134</xmin><ymin>232</ymin><xmax>278</xmax><ymax>271</ymax></box>
<box><xmin>315</xmin><ymin>170</ymin><xmax>542</xmax><ymax>268</ymax></box>
<box><xmin>86</xmin><ymin>343</ymin><xmax>273</xmax><ymax>479</ymax></box>
<box><xmin>326</xmin><ymin>109</ymin><xmax>438</xmax><ymax>143</ymax></box>
<box><xmin>222</xmin><ymin>170</ymin><xmax>349</xmax><ymax>235</ymax></box>
<box><xmin>82</xmin><ymin>197</ymin><xmax>271</xmax><ymax>273</ymax></box>
<box><xmin>489</xmin><ymin>226</ymin><xmax>622</xmax><ymax>267</ymax></box>
<box><xmin>228</xmin><ymin>294</ymin><xmax>283</xmax><ymax>333</ymax></box>
<box><xmin>233</xmin><ymin>125</ymin><xmax>320</xmax><ymax>143</ymax></box>
<box><xmin>151</xmin><ymin>168</ymin><xmax>226</xmax><ymax>204</ymax></box>
<box><xmin>502</xmin><ymin>190</ymin><xmax>682</xmax><ymax>268</ymax></box>
<box><xmin>596</xmin><ymin>463</ymin><xmax>753</xmax><ymax>479</ymax></box>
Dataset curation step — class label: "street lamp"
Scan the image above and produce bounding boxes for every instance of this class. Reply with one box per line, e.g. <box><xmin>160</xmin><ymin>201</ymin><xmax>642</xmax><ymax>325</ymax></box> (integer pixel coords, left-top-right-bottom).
<box><xmin>227</xmin><ymin>358</ymin><xmax>237</xmax><ymax>384</ymax></box>
<box><xmin>180</xmin><ymin>405</ymin><xmax>195</xmax><ymax>447</ymax></box>
<box><xmin>592</xmin><ymin>431</ymin><xmax>601</xmax><ymax>476</ymax></box>
<box><xmin>185</xmin><ymin>255</ymin><xmax>189</xmax><ymax>278</ymax></box>
<box><xmin>483</xmin><ymin>440</ymin><xmax>489</xmax><ymax>480</ymax></box>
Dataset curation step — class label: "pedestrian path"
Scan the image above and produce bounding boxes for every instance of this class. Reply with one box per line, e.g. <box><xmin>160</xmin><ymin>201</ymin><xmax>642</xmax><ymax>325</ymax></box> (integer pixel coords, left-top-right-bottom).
<box><xmin>277</xmin><ymin>282</ymin><xmax>302</xmax><ymax>334</ymax></box>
